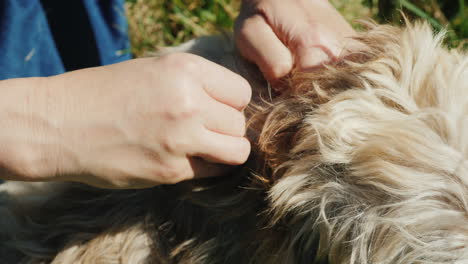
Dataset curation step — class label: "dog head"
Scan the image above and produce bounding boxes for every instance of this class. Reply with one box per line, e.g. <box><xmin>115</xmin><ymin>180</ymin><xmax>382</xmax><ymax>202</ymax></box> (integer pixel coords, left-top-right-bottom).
<box><xmin>249</xmin><ymin>22</ymin><xmax>468</xmax><ymax>263</ymax></box>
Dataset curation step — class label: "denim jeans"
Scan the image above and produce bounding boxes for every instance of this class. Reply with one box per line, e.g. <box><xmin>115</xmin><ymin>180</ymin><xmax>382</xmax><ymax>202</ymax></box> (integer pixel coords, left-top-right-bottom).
<box><xmin>0</xmin><ymin>0</ymin><xmax>131</xmax><ymax>80</ymax></box>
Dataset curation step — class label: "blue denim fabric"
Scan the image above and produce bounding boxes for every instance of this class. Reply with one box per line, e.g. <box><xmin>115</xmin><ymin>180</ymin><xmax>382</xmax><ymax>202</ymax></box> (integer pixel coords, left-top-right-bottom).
<box><xmin>83</xmin><ymin>0</ymin><xmax>131</xmax><ymax>66</ymax></box>
<box><xmin>0</xmin><ymin>0</ymin><xmax>64</xmax><ymax>79</ymax></box>
<box><xmin>0</xmin><ymin>0</ymin><xmax>131</xmax><ymax>80</ymax></box>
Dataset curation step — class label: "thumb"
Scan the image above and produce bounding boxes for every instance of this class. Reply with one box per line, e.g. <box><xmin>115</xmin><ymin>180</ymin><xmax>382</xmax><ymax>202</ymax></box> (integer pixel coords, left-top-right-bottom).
<box><xmin>236</xmin><ymin>15</ymin><xmax>293</xmax><ymax>80</ymax></box>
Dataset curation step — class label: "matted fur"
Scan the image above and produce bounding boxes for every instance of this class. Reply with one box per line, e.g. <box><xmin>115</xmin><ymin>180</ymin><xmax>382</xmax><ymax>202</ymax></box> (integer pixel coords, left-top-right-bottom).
<box><xmin>1</xmin><ymin>22</ymin><xmax>467</xmax><ymax>264</ymax></box>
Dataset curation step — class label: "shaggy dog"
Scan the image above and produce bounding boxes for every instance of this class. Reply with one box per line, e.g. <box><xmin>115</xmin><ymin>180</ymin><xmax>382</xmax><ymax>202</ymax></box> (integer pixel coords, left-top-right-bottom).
<box><xmin>0</xmin><ymin>22</ymin><xmax>467</xmax><ymax>264</ymax></box>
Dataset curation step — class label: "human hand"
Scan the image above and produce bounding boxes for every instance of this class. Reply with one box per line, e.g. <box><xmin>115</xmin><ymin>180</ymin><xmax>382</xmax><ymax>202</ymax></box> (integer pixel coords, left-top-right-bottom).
<box><xmin>2</xmin><ymin>54</ymin><xmax>251</xmax><ymax>189</ymax></box>
<box><xmin>235</xmin><ymin>0</ymin><xmax>356</xmax><ymax>81</ymax></box>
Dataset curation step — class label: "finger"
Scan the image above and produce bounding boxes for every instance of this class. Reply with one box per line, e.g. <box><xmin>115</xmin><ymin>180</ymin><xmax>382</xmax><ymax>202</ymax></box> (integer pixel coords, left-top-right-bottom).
<box><xmin>235</xmin><ymin>14</ymin><xmax>293</xmax><ymax>80</ymax></box>
<box><xmin>295</xmin><ymin>31</ymin><xmax>361</xmax><ymax>70</ymax></box>
<box><xmin>191</xmin><ymin>130</ymin><xmax>251</xmax><ymax>166</ymax></box>
<box><xmin>296</xmin><ymin>45</ymin><xmax>334</xmax><ymax>70</ymax></box>
<box><xmin>203</xmin><ymin>99</ymin><xmax>246</xmax><ymax>137</ymax></box>
<box><xmin>292</xmin><ymin>27</ymin><xmax>342</xmax><ymax>70</ymax></box>
<box><xmin>198</xmin><ymin>57</ymin><xmax>252</xmax><ymax>111</ymax></box>
<box><xmin>293</xmin><ymin>19</ymin><xmax>356</xmax><ymax>69</ymax></box>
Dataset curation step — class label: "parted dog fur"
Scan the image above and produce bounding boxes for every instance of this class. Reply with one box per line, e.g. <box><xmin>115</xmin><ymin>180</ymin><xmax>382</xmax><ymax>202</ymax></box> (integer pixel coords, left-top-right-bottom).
<box><xmin>1</xmin><ymin>21</ymin><xmax>467</xmax><ymax>264</ymax></box>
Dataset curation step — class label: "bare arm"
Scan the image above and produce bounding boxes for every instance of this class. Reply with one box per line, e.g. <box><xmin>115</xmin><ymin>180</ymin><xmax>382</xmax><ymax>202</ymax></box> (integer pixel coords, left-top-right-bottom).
<box><xmin>0</xmin><ymin>54</ymin><xmax>251</xmax><ymax>189</ymax></box>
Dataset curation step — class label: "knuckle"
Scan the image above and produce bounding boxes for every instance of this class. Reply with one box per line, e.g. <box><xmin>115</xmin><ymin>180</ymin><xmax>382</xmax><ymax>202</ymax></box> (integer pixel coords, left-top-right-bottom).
<box><xmin>178</xmin><ymin>95</ymin><xmax>198</xmax><ymax>113</ymax></box>
<box><xmin>294</xmin><ymin>35</ymin><xmax>314</xmax><ymax>50</ymax></box>
<box><xmin>256</xmin><ymin>1</ymin><xmax>271</xmax><ymax>13</ymax></box>
<box><xmin>161</xmin><ymin>53</ymin><xmax>201</xmax><ymax>75</ymax></box>
<box><xmin>164</xmin><ymin>95</ymin><xmax>200</xmax><ymax>120</ymax></box>
<box><xmin>160</xmin><ymin>52</ymin><xmax>185</xmax><ymax>64</ymax></box>
<box><xmin>162</xmin><ymin>136</ymin><xmax>188</xmax><ymax>154</ymax></box>
<box><xmin>236</xmin><ymin>15</ymin><xmax>262</xmax><ymax>40</ymax></box>
<box><xmin>234</xmin><ymin>113</ymin><xmax>247</xmax><ymax>136</ymax></box>
<box><xmin>236</xmin><ymin>23</ymin><xmax>250</xmax><ymax>40</ymax></box>
<box><xmin>235</xmin><ymin>16</ymin><xmax>250</xmax><ymax>35</ymax></box>
<box><xmin>230</xmin><ymin>138</ymin><xmax>251</xmax><ymax>164</ymax></box>
<box><xmin>293</xmin><ymin>27</ymin><xmax>327</xmax><ymax>50</ymax></box>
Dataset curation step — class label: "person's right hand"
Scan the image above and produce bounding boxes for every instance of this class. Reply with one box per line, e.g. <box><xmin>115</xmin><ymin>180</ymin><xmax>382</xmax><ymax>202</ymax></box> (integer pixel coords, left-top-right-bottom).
<box><xmin>1</xmin><ymin>54</ymin><xmax>251</xmax><ymax>189</ymax></box>
<box><xmin>235</xmin><ymin>0</ymin><xmax>357</xmax><ymax>81</ymax></box>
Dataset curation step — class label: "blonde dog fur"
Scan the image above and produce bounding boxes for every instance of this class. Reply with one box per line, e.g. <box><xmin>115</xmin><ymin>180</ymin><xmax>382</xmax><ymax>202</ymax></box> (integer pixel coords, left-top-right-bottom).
<box><xmin>1</xmin><ymin>21</ymin><xmax>467</xmax><ymax>264</ymax></box>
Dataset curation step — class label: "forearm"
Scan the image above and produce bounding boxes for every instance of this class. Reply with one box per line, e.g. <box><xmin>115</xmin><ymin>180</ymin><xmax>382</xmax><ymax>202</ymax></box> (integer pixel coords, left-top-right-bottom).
<box><xmin>0</xmin><ymin>56</ymin><xmax>252</xmax><ymax>189</ymax></box>
<box><xmin>0</xmin><ymin>77</ymin><xmax>76</xmax><ymax>181</ymax></box>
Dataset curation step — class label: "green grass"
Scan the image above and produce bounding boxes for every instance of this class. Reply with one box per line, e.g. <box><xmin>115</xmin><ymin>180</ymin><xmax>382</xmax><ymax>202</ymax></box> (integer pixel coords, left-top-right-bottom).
<box><xmin>363</xmin><ymin>0</ymin><xmax>468</xmax><ymax>48</ymax></box>
<box><xmin>125</xmin><ymin>0</ymin><xmax>468</xmax><ymax>56</ymax></box>
<box><xmin>125</xmin><ymin>0</ymin><xmax>240</xmax><ymax>57</ymax></box>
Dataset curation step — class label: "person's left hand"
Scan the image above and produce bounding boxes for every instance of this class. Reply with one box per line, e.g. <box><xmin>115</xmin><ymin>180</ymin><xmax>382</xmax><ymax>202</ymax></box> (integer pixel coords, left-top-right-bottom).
<box><xmin>235</xmin><ymin>0</ymin><xmax>357</xmax><ymax>81</ymax></box>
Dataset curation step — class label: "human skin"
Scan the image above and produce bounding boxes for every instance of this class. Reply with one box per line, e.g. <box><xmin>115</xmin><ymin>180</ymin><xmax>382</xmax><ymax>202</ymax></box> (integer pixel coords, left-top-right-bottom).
<box><xmin>0</xmin><ymin>54</ymin><xmax>251</xmax><ymax>189</ymax></box>
<box><xmin>235</xmin><ymin>0</ymin><xmax>357</xmax><ymax>81</ymax></box>
<box><xmin>0</xmin><ymin>0</ymin><xmax>355</xmax><ymax>189</ymax></box>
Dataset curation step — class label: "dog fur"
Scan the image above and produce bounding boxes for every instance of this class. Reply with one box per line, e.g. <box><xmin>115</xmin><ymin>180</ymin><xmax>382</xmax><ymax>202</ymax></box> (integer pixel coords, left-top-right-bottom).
<box><xmin>1</xmin><ymin>21</ymin><xmax>467</xmax><ymax>264</ymax></box>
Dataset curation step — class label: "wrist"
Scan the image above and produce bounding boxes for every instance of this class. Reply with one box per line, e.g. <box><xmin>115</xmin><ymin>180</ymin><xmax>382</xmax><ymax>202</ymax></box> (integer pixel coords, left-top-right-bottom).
<box><xmin>0</xmin><ymin>77</ymin><xmax>79</xmax><ymax>181</ymax></box>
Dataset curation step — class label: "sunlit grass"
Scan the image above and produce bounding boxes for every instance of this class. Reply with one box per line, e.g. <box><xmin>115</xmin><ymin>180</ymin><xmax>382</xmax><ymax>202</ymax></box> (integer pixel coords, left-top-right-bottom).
<box><xmin>125</xmin><ymin>0</ymin><xmax>467</xmax><ymax>56</ymax></box>
<box><xmin>126</xmin><ymin>0</ymin><xmax>240</xmax><ymax>57</ymax></box>
<box><xmin>363</xmin><ymin>0</ymin><xmax>468</xmax><ymax>48</ymax></box>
